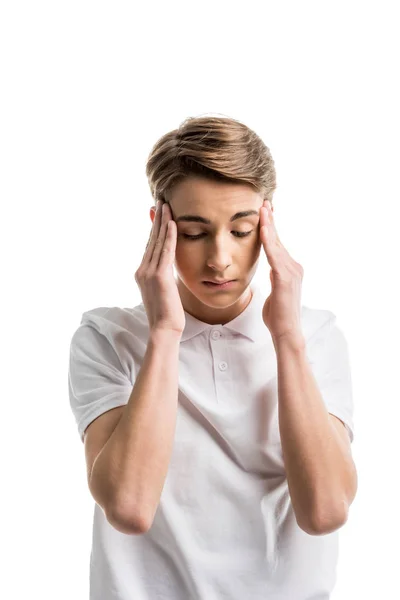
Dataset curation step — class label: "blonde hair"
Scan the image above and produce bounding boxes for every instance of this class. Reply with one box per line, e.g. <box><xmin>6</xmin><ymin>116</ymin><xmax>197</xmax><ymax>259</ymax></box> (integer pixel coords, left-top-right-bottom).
<box><xmin>145</xmin><ymin>114</ymin><xmax>277</xmax><ymax>208</ymax></box>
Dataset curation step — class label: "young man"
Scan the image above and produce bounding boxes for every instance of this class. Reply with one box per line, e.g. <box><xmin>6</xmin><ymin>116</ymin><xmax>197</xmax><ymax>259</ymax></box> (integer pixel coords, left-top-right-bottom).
<box><xmin>69</xmin><ymin>116</ymin><xmax>356</xmax><ymax>599</ymax></box>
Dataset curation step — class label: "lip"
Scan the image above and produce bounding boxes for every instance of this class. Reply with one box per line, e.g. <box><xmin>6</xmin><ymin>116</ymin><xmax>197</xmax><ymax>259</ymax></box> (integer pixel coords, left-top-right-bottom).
<box><xmin>202</xmin><ymin>280</ymin><xmax>237</xmax><ymax>289</ymax></box>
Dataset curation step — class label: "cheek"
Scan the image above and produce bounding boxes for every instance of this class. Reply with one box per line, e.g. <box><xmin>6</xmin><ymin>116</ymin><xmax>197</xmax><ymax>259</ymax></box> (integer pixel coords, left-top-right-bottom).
<box><xmin>253</xmin><ymin>244</ymin><xmax>262</xmax><ymax>261</ymax></box>
<box><xmin>174</xmin><ymin>244</ymin><xmax>197</xmax><ymax>266</ymax></box>
<box><xmin>247</xmin><ymin>239</ymin><xmax>262</xmax><ymax>264</ymax></box>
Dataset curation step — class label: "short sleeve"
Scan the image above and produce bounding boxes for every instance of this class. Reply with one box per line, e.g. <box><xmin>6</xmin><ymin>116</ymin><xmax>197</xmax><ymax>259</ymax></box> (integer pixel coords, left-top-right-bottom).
<box><xmin>311</xmin><ymin>317</ymin><xmax>355</xmax><ymax>444</ymax></box>
<box><xmin>68</xmin><ymin>323</ymin><xmax>133</xmax><ymax>443</ymax></box>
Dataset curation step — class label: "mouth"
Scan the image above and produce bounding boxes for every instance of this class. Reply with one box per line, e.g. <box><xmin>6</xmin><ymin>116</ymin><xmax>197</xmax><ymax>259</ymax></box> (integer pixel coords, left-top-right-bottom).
<box><xmin>202</xmin><ymin>280</ymin><xmax>237</xmax><ymax>289</ymax></box>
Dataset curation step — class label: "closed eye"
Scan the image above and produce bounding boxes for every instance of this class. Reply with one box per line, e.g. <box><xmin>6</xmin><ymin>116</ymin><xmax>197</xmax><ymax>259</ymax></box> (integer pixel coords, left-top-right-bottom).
<box><xmin>182</xmin><ymin>231</ymin><xmax>254</xmax><ymax>240</ymax></box>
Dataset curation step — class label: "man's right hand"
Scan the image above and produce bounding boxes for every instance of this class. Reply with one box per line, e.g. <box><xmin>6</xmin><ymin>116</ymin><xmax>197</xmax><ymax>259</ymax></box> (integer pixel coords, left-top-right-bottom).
<box><xmin>135</xmin><ymin>200</ymin><xmax>186</xmax><ymax>336</ymax></box>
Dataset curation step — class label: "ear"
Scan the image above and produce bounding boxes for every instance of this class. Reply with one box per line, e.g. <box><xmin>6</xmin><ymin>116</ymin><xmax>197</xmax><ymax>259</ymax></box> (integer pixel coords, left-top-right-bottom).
<box><xmin>150</xmin><ymin>205</ymin><xmax>156</xmax><ymax>225</ymax></box>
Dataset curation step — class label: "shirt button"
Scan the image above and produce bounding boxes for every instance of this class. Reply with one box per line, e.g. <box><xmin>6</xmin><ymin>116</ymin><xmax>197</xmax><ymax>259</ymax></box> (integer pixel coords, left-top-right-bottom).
<box><xmin>219</xmin><ymin>361</ymin><xmax>227</xmax><ymax>371</ymax></box>
<box><xmin>211</xmin><ymin>330</ymin><xmax>221</xmax><ymax>340</ymax></box>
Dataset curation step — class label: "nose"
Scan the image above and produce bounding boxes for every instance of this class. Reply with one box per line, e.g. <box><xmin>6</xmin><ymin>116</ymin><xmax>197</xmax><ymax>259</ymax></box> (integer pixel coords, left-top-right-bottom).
<box><xmin>205</xmin><ymin>237</ymin><xmax>232</xmax><ymax>273</ymax></box>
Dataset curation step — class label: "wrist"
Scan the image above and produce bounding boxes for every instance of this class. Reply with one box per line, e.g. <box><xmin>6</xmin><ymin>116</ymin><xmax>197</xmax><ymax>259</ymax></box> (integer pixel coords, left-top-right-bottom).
<box><xmin>149</xmin><ymin>328</ymin><xmax>183</xmax><ymax>346</ymax></box>
<box><xmin>272</xmin><ymin>331</ymin><xmax>306</xmax><ymax>353</ymax></box>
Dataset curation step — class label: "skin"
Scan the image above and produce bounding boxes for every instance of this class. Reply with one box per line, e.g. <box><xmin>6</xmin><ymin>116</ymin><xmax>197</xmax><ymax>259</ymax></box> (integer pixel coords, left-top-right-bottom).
<box><xmin>149</xmin><ymin>175</ymin><xmax>271</xmax><ymax>326</ymax></box>
<box><xmin>147</xmin><ymin>176</ymin><xmax>356</xmax><ymax>535</ymax></box>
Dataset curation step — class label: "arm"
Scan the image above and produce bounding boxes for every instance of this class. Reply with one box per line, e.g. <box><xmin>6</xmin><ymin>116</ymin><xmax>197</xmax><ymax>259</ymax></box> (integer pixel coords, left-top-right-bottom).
<box><xmin>89</xmin><ymin>330</ymin><xmax>181</xmax><ymax>534</ymax></box>
<box><xmin>274</xmin><ymin>334</ymin><xmax>358</xmax><ymax>536</ymax></box>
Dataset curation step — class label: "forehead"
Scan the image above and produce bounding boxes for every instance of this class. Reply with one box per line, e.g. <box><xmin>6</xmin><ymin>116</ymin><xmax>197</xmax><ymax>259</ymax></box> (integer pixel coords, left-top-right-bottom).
<box><xmin>167</xmin><ymin>176</ymin><xmax>263</xmax><ymax>212</ymax></box>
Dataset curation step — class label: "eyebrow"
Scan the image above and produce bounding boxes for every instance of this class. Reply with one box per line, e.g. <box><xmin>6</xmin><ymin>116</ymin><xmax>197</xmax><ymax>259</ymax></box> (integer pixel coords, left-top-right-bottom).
<box><xmin>175</xmin><ymin>210</ymin><xmax>259</xmax><ymax>224</ymax></box>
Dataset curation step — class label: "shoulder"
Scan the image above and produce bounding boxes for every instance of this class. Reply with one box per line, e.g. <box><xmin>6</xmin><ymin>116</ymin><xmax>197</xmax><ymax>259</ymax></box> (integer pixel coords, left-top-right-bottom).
<box><xmin>74</xmin><ymin>301</ymin><xmax>149</xmax><ymax>343</ymax></box>
<box><xmin>69</xmin><ymin>303</ymin><xmax>149</xmax><ymax>376</ymax></box>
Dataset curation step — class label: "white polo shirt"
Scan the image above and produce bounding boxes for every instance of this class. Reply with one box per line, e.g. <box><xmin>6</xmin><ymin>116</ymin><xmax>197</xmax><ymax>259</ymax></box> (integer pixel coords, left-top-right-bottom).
<box><xmin>68</xmin><ymin>283</ymin><xmax>355</xmax><ymax>600</ymax></box>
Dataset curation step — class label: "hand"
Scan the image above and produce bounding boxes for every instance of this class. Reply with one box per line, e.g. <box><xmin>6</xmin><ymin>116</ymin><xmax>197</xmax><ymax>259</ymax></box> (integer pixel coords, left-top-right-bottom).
<box><xmin>135</xmin><ymin>201</ymin><xmax>186</xmax><ymax>336</ymax></box>
<box><xmin>260</xmin><ymin>200</ymin><xmax>305</xmax><ymax>346</ymax></box>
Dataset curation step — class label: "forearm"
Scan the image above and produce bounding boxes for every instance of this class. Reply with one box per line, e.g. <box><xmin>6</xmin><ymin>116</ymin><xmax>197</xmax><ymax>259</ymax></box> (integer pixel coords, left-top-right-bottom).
<box><xmin>90</xmin><ymin>330</ymin><xmax>181</xmax><ymax>533</ymax></box>
<box><xmin>274</xmin><ymin>334</ymin><xmax>353</xmax><ymax>534</ymax></box>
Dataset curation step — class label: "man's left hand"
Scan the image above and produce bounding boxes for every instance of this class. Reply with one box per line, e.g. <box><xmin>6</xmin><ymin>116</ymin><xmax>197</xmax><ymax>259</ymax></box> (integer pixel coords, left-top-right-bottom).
<box><xmin>260</xmin><ymin>200</ymin><xmax>305</xmax><ymax>346</ymax></box>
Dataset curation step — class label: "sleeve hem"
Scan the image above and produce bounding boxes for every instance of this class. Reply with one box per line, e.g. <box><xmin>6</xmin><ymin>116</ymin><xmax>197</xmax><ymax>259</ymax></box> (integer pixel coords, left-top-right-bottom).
<box><xmin>77</xmin><ymin>391</ymin><xmax>132</xmax><ymax>444</ymax></box>
<box><xmin>327</xmin><ymin>407</ymin><xmax>354</xmax><ymax>444</ymax></box>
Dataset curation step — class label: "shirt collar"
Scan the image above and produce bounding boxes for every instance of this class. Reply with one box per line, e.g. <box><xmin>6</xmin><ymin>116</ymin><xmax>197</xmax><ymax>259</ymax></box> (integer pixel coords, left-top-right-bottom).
<box><xmin>180</xmin><ymin>283</ymin><xmax>268</xmax><ymax>343</ymax></box>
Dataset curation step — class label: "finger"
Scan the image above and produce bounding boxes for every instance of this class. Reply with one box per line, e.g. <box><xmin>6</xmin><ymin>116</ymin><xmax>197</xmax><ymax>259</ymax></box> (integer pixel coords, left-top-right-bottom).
<box><xmin>259</xmin><ymin>201</ymin><xmax>270</xmax><ymax>232</ymax></box>
<box><xmin>260</xmin><ymin>203</ymin><xmax>271</xmax><ymax>243</ymax></box>
<box><xmin>149</xmin><ymin>201</ymin><xmax>171</xmax><ymax>268</ymax></box>
<box><xmin>265</xmin><ymin>203</ymin><xmax>282</xmax><ymax>244</ymax></box>
<box><xmin>261</xmin><ymin>215</ymin><xmax>281</xmax><ymax>271</ymax></box>
<box><xmin>261</xmin><ymin>201</ymin><xmax>282</xmax><ymax>247</ymax></box>
<box><xmin>158</xmin><ymin>216</ymin><xmax>177</xmax><ymax>270</ymax></box>
<box><xmin>142</xmin><ymin>201</ymin><xmax>163</xmax><ymax>266</ymax></box>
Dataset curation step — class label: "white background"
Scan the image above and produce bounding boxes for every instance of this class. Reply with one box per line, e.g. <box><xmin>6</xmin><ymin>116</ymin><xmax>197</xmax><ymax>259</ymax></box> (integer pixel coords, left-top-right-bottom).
<box><xmin>1</xmin><ymin>1</ymin><xmax>398</xmax><ymax>598</ymax></box>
